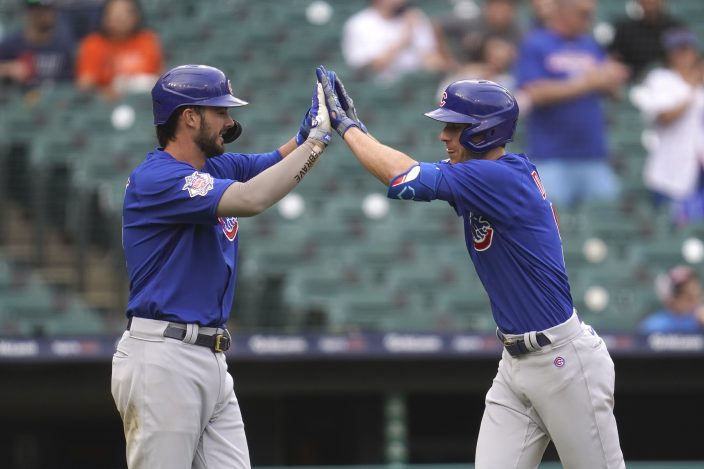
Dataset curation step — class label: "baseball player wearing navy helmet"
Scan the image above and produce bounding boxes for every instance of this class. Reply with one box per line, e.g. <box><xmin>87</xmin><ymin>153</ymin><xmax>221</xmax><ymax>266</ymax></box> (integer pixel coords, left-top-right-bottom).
<box><xmin>111</xmin><ymin>64</ymin><xmax>331</xmax><ymax>468</ymax></box>
<box><xmin>317</xmin><ymin>66</ymin><xmax>625</xmax><ymax>469</ymax></box>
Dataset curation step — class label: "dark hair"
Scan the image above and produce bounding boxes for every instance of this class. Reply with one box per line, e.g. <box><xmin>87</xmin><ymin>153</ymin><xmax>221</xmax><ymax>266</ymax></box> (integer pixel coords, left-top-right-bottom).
<box><xmin>99</xmin><ymin>0</ymin><xmax>145</xmax><ymax>37</ymax></box>
<box><xmin>155</xmin><ymin>106</ymin><xmax>204</xmax><ymax>148</ymax></box>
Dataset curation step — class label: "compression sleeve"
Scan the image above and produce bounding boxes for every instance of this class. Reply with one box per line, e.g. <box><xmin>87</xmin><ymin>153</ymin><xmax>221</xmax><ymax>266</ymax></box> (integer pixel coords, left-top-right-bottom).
<box><xmin>386</xmin><ymin>163</ymin><xmax>445</xmax><ymax>202</ymax></box>
<box><xmin>217</xmin><ymin>139</ymin><xmax>325</xmax><ymax>217</ymax></box>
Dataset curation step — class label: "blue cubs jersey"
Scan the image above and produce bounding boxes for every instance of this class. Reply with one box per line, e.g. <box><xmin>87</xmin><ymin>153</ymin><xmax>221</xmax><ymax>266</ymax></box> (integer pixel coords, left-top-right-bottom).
<box><xmin>122</xmin><ymin>148</ymin><xmax>281</xmax><ymax>327</ymax></box>
<box><xmin>434</xmin><ymin>153</ymin><xmax>573</xmax><ymax>334</ymax></box>
<box><xmin>639</xmin><ymin>309</ymin><xmax>703</xmax><ymax>334</ymax></box>
<box><xmin>515</xmin><ymin>28</ymin><xmax>608</xmax><ymax>161</ymax></box>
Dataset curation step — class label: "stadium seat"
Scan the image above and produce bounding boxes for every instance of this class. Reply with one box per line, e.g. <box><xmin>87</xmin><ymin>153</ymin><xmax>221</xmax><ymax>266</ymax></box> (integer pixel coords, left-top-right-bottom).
<box><xmin>44</xmin><ymin>304</ymin><xmax>105</xmax><ymax>336</ymax></box>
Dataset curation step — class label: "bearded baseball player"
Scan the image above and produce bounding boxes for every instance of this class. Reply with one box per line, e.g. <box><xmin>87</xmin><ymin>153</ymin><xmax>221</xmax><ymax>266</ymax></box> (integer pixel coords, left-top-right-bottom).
<box><xmin>111</xmin><ymin>64</ymin><xmax>331</xmax><ymax>468</ymax></box>
<box><xmin>317</xmin><ymin>66</ymin><xmax>625</xmax><ymax>469</ymax></box>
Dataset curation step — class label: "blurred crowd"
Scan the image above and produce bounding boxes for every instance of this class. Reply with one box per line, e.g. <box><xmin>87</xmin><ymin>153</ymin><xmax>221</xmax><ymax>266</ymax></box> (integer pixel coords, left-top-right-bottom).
<box><xmin>0</xmin><ymin>0</ymin><xmax>162</xmax><ymax>100</ymax></box>
<box><xmin>339</xmin><ymin>0</ymin><xmax>704</xmax><ymax>334</ymax></box>
<box><xmin>640</xmin><ymin>265</ymin><xmax>704</xmax><ymax>333</ymax></box>
<box><xmin>2</xmin><ymin>0</ymin><xmax>704</xmax><ymax>335</ymax></box>
<box><xmin>1</xmin><ymin>0</ymin><xmax>701</xmax><ymax>222</ymax></box>
<box><xmin>342</xmin><ymin>0</ymin><xmax>704</xmax><ymax>224</ymax></box>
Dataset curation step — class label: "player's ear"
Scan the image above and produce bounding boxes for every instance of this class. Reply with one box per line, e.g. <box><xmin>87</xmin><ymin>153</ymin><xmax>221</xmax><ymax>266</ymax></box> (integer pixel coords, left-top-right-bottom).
<box><xmin>181</xmin><ymin>107</ymin><xmax>201</xmax><ymax>128</ymax></box>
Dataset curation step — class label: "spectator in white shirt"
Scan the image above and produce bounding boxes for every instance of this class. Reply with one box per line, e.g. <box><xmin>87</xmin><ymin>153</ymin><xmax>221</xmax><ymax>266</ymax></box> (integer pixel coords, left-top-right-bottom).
<box><xmin>630</xmin><ymin>28</ymin><xmax>704</xmax><ymax>226</ymax></box>
<box><xmin>342</xmin><ymin>0</ymin><xmax>451</xmax><ymax>84</ymax></box>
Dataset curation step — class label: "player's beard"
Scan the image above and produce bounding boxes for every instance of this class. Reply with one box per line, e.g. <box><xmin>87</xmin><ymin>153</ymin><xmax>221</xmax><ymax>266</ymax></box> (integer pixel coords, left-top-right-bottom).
<box><xmin>195</xmin><ymin>120</ymin><xmax>225</xmax><ymax>159</ymax></box>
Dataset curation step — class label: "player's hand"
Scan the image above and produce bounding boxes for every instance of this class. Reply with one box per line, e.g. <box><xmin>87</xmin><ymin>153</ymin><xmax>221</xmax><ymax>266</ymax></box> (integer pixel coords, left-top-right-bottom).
<box><xmin>316</xmin><ymin>65</ymin><xmax>359</xmax><ymax>137</ymax></box>
<box><xmin>294</xmin><ymin>107</ymin><xmax>312</xmax><ymax>145</ymax></box>
<box><xmin>329</xmin><ymin>70</ymin><xmax>368</xmax><ymax>134</ymax></box>
<box><xmin>307</xmin><ymin>82</ymin><xmax>332</xmax><ymax>145</ymax></box>
<box><xmin>295</xmin><ymin>71</ymin><xmax>336</xmax><ymax>144</ymax></box>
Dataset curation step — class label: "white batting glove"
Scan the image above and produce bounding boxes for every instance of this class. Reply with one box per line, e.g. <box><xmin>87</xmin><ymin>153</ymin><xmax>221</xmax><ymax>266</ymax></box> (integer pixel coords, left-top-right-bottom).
<box><xmin>307</xmin><ymin>82</ymin><xmax>332</xmax><ymax>145</ymax></box>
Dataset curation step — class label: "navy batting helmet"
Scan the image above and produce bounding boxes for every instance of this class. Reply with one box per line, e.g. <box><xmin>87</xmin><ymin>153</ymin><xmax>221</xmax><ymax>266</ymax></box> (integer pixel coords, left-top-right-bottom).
<box><xmin>425</xmin><ymin>80</ymin><xmax>518</xmax><ymax>153</ymax></box>
<box><xmin>151</xmin><ymin>64</ymin><xmax>248</xmax><ymax>125</ymax></box>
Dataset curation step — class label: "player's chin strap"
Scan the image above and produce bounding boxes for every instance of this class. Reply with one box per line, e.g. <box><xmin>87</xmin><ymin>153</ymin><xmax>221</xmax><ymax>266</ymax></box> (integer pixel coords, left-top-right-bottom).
<box><xmin>222</xmin><ymin>120</ymin><xmax>243</xmax><ymax>144</ymax></box>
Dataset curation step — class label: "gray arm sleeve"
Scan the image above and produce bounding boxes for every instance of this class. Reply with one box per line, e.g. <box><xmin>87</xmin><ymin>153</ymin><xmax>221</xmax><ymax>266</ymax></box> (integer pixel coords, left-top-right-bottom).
<box><xmin>216</xmin><ymin>139</ymin><xmax>325</xmax><ymax>217</ymax></box>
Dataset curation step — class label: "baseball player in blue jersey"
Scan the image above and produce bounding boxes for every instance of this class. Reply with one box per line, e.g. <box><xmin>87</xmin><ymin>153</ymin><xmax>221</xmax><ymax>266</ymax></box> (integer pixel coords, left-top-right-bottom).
<box><xmin>111</xmin><ymin>64</ymin><xmax>331</xmax><ymax>469</ymax></box>
<box><xmin>316</xmin><ymin>66</ymin><xmax>625</xmax><ymax>469</ymax></box>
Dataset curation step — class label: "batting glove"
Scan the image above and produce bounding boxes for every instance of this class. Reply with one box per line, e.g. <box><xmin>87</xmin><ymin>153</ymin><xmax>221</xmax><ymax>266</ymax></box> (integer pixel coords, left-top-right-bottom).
<box><xmin>294</xmin><ymin>107</ymin><xmax>312</xmax><ymax>145</ymax></box>
<box><xmin>295</xmin><ymin>71</ymin><xmax>338</xmax><ymax>144</ymax></box>
<box><xmin>316</xmin><ymin>65</ymin><xmax>359</xmax><ymax>137</ymax></box>
<box><xmin>328</xmin><ymin>70</ymin><xmax>368</xmax><ymax>134</ymax></box>
<box><xmin>307</xmin><ymin>82</ymin><xmax>332</xmax><ymax>145</ymax></box>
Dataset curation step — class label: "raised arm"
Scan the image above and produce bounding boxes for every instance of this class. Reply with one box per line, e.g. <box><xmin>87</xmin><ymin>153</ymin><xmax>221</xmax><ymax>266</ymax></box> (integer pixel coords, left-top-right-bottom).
<box><xmin>216</xmin><ymin>83</ymin><xmax>331</xmax><ymax>217</ymax></box>
<box><xmin>315</xmin><ymin>66</ymin><xmax>416</xmax><ymax>186</ymax></box>
<box><xmin>342</xmin><ymin>128</ymin><xmax>417</xmax><ymax>185</ymax></box>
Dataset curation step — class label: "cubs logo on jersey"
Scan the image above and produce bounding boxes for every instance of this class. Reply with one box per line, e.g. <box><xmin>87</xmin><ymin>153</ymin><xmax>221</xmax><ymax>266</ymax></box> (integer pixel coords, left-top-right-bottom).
<box><xmin>470</xmin><ymin>214</ymin><xmax>494</xmax><ymax>251</ymax></box>
<box><xmin>218</xmin><ymin>217</ymin><xmax>239</xmax><ymax>242</ymax></box>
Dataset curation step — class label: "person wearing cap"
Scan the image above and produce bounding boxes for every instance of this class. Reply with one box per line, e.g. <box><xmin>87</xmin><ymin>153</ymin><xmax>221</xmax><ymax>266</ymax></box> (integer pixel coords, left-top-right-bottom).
<box><xmin>630</xmin><ymin>28</ymin><xmax>704</xmax><ymax>226</ymax></box>
<box><xmin>111</xmin><ymin>64</ymin><xmax>332</xmax><ymax>468</ymax></box>
<box><xmin>639</xmin><ymin>266</ymin><xmax>704</xmax><ymax>334</ymax></box>
<box><xmin>0</xmin><ymin>0</ymin><xmax>75</xmax><ymax>90</ymax></box>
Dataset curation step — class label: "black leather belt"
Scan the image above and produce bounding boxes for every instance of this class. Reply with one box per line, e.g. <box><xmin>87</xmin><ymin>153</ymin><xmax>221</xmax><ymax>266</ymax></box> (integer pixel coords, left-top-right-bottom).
<box><xmin>127</xmin><ymin>318</ymin><xmax>231</xmax><ymax>353</ymax></box>
<box><xmin>496</xmin><ymin>329</ymin><xmax>551</xmax><ymax>357</ymax></box>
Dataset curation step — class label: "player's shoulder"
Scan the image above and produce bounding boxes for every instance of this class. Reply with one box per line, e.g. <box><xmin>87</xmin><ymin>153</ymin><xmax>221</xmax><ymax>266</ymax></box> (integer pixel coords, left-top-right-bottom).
<box><xmin>438</xmin><ymin>155</ymin><xmax>523</xmax><ymax>190</ymax></box>
<box><xmin>443</xmin><ymin>152</ymin><xmax>529</xmax><ymax>172</ymax></box>
<box><xmin>204</xmin><ymin>151</ymin><xmax>249</xmax><ymax>177</ymax></box>
<box><xmin>131</xmin><ymin>149</ymin><xmax>204</xmax><ymax>187</ymax></box>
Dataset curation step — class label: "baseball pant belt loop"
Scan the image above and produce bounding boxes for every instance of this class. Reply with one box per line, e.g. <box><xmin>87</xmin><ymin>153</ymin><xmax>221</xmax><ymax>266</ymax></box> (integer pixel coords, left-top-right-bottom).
<box><xmin>127</xmin><ymin>316</ymin><xmax>231</xmax><ymax>353</ymax></box>
<box><xmin>497</xmin><ymin>310</ymin><xmax>582</xmax><ymax>357</ymax></box>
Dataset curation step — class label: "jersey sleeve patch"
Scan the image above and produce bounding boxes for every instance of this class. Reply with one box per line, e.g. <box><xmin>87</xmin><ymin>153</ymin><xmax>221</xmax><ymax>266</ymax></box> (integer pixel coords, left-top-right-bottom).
<box><xmin>182</xmin><ymin>171</ymin><xmax>215</xmax><ymax>197</ymax></box>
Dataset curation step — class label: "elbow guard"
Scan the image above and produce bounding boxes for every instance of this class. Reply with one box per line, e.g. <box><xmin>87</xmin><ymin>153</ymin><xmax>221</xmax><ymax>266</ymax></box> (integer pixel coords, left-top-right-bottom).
<box><xmin>387</xmin><ymin>163</ymin><xmax>442</xmax><ymax>201</ymax></box>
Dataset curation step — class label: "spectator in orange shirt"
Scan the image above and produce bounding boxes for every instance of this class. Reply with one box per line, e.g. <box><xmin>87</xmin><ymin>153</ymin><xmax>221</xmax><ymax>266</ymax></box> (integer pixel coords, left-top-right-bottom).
<box><xmin>76</xmin><ymin>0</ymin><xmax>162</xmax><ymax>99</ymax></box>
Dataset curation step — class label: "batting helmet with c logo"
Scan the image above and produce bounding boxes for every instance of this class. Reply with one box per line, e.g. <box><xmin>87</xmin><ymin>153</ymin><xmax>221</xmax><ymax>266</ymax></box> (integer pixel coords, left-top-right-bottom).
<box><xmin>425</xmin><ymin>80</ymin><xmax>519</xmax><ymax>153</ymax></box>
<box><xmin>151</xmin><ymin>65</ymin><xmax>248</xmax><ymax>126</ymax></box>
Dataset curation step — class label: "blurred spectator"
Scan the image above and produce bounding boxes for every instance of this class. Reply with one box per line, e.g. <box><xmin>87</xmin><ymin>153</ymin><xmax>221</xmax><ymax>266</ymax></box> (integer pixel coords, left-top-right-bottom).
<box><xmin>435</xmin><ymin>0</ymin><xmax>523</xmax><ymax>66</ymax></box>
<box><xmin>436</xmin><ymin>33</ymin><xmax>518</xmax><ymax>99</ymax></box>
<box><xmin>639</xmin><ymin>265</ymin><xmax>704</xmax><ymax>333</ymax></box>
<box><xmin>55</xmin><ymin>0</ymin><xmax>105</xmax><ymax>40</ymax></box>
<box><xmin>0</xmin><ymin>0</ymin><xmax>75</xmax><ymax>90</ymax></box>
<box><xmin>76</xmin><ymin>0</ymin><xmax>162</xmax><ymax>99</ymax></box>
<box><xmin>529</xmin><ymin>0</ymin><xmax>556</xmax><ymax>29</ymax></box>
<box><xmin>341</xmin><ymin>0</ymin><xmax>451</xmax><ymax>84</ymax></box>
<box><xmin>515</xmin><ymin>0</ymin><xmax>629</xmax><ymax>208</ymax></box>
<box><xmin>608</xmin><ymin>0</ymin><xmax>683</xmax><ymax>82</ymax></box>
<box><xmin>630</xmin><ymin>28</ymin><xmax>704</xmax><ymax>226</ymax></box>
